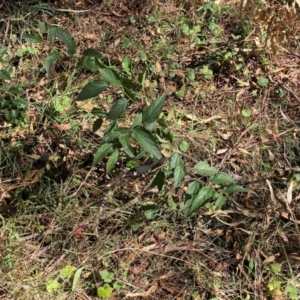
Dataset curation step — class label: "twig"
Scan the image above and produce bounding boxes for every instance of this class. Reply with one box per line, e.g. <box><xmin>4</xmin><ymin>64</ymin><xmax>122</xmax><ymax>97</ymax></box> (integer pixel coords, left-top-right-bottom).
<box><xmin>282</xmin><ymin>84</ymin><xmax>300</xmax><ymax>103</ymax></box>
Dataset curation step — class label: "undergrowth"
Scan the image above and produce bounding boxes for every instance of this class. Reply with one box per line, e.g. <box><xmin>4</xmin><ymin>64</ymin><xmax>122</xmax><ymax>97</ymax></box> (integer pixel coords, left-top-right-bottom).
<box><xmin>1</xmin><ymin>0</ymin><xmax>300</xmax><ymax>299</ymax></box>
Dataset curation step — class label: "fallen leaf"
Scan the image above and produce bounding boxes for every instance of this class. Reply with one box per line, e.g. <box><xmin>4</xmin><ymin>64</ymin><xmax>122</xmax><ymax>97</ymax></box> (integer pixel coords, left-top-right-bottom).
<box><xmin>126</xmin><ymin>282</ymin><xmax>158</xmax><ymax>298</ymax></box>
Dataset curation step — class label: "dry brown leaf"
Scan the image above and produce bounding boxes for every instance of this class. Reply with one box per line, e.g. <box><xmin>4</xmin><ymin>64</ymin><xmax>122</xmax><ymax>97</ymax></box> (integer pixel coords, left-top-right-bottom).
<box><xmin>164</xmin><ymin>85</ymin><xmax>177</xmax><ymax>94</ymax></box>
<box><xmin>155</xmin><ymin>61</ymin><xmax>162</xmax><ymax>74</ymax></box>
<box><xmin>52</xmin><ymin>123</ymin><xmax>71</xmax><ymax>131</ymax></box>
<box><xmin>286</xmin><ymin>181</ymin><xmax>293</xmax><ymax>204</ymax></box>
<box><xmin>126</xmin><ymin>282</ymin><xmax>158</xmax><ymax>298</ymax></box>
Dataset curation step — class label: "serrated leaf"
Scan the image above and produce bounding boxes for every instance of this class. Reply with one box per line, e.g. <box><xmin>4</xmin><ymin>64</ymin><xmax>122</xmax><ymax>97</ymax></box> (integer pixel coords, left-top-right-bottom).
<box><xmin>119</xmin><ymin>134</ymin><xmax>134</xmax><ymax>157</ymax></box>
<box><xmin>174</xmin><ymin>165</ymin><xmax>186</xmax><ymax>188</ymax></box>
<box><xmin>97</xmin><ymin>284</ymin><xmax>113</xmax><ymax>298</ymax></box>
<box><xmin>170</xmin><ymin>152</ymin><xmax>183</xmax><ymax>169</ymax></box>
<box><xmin>82</xmin><ymin>48</ymin><xmax>102</xmax><ymax>58</ymax></box>
<box><xmin>45</xmin><ymin>50</ymin><xmax>59</xmax><ymax>78</ymax></box>
<box><xmin>60</xmin><ymin>265</ymin><xmax>76</xmax><ymax>279</ymax></box>
<box><xmin>99</xmin><ymin>68</ymin><xmax>122</xmax><ymax>87</ymax></box>
<box><xmin>22</xmin><ymin>33</ymin><xmax>42</xmax><ymax>43</ymax></box>
<box><xmin>142</xmin><ymin>94</ymin><xmax>165</xmax><ymax>123</ymax></box>
<box><xmin>107</xmin><ymin>98</ymin><xmax>129</xmax><ymax>120</ymax></box>
<box><xmin>93</xmin><ymin>143</ymin><xmax>113</xmax><ymax>165</ymax></box>
<box><xmin>214</xmin><ymin>194</ymin><xmax>227</xmax><ymax>209</ymax></box>
<box><xmin>82</xmin><ymin>57</ymin><xmax>98</xmax><ymax>72</ymax></box>
<box><xmin>286</xmin><ymin>285</ymin><xmax>298</xmax><ymax>300</ymax></box>
<box><xmin>100</xmin><ymin>270</ymin><xmax>114</xmax><ymax>283</ymax></box>
<box><xmin>77</xmin><ymin>80</ymin><xmax>108</xmax><ymax>100</ymax></box>
<box><xmin>223</xmin><ymin>184</ymin><xmax>254</xmax><ymax>195</ymax></box>
<box><xmin>123</xmin><ymin>84</ymin><xmax>136</xmax><ymax>100</ymax></box>
<box><xmin>210</xmin><ymin>173</ymin><xmax>235</xmax><ymax>185</ymax></box>
<box><xmin>53</xmin><ymin>27</ymin><xmax>76</xmax><ymax>56</ymax></box>
<box><xmin>132</xmin><ymin>127</ymin><xmax>161</xmax><ymax>159</ymax></box>
<box><xmin>46</xmin><ymin>279</ymin><xmax>60</xmax><ymax>293</ymax></box>
<box><xmin>185</xmin><ymin>187</ymin><xmax>215</xmax><ymax>217</ymax></box>
<box><xmin>194</xmin><ymin>161</ymin><xmax>218</xmax><ymax>175</ymax></box>
<box><xmin>72</xmin><ymin>267</ymin><xmax>84</xmax><ymax>291</ymax></box>
<box><xmin>106</xmin><ymin>150</ymin><xmax>118</xmax><ymax>173</ymax></box>
<box><xmin>93</xmin><ymin>118</ymin><xmax>103</xmax><ymax>132</ymax></box>
<box><xmin>186</xmin><ymin>181</ymin><xmax>201</xmax><ymax>195</ymax></box>
<box><xmin>121</xmin><ymin>77</ymin><xmax>134</xmax><ymax>90</ymax></box>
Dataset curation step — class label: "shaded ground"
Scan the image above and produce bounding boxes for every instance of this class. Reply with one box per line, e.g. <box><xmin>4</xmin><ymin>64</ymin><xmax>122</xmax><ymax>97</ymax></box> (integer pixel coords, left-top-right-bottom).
<box><xmin>1</xmin><ymin>0</ymin><xmax>300</xmax><ymax>299</ymax></box>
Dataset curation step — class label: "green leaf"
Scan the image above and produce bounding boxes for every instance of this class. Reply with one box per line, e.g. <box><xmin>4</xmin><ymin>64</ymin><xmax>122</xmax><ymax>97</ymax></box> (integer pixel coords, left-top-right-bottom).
<box><xmin>147</xmin><ymin>170</ymin><xmax>165</xmax><ymax>191</ymax></box>
<box><xmin>72</xmin><ymin>267</ymin><xmax>84</xmax><ymax>291</ymax></box>
<box><xmin>91</xmin><ymin>108</ymin><xmax>106</xmax><ymax>118</ymax></box>
<box><xmin>97</xmin><ymin>284</ymin><xmax>113</xmax><ymax>298</ymax></box>
<box><xmin>60</xmin><ymin>265</ymin><xmax>76</xmax><ymax>279</ymax></box>
<box><xmin>22</xmin><ymin>33</ymin><xmax>42</xmax><ymax>43</ymax></box>
<box><xmin>132</xmin><ymin>111</ymin><xmax>143</xmax><ymax>128</ymax></box>
<box><xmin>257</xmin><ymin>77</ymin><xmax>268</xmax><ymax>87</ymax></box>
<box><xmin>142</xmin><ymin>94</ymin><xmax>165</xmax><ymax>123</ymax></box>
<box><xmin>174</xmin><ymin>165</ymin><xmax>186</xmax><ymax>188</ymax></box>
<box><xmin>270</xmin><ymin>263</ymin><xmax>281</xmax><ymax>274</ymax></box>
<box><xmin>119</xmin><ymin>134</ymin><xmax>134</xmax><ymax>157</ymax></box>
<box><xmin>82</xmin><ymin>48</ymin><xmax>102</xmax><ymax>58</ymax></box>
<box><xmin>186</xmin><ymin>181</ymin><xmax>201</xmax><ymax>195</ymax></box>
<box><xmin>214</xmin><ymin>194</ymin><xmax>227</xmax><ymax>209</ymax></box>
<box><xmin>286</xmin><ymin>285</ymin><xmax>298</xmax><ymax>300</ymax></box>
<box><xmin>144</xmin><ymin>121</ymin><xmax>156</xmax><ymax>132</ymax></box>
<box><xmin>122</xmin><ymin>56</ymin><xmax>132</xmax><ymax>75</ymax></box>
<box><xmin>46</xmin><ymin>279</ymin><xmax>60</xmax><ymax>293</ymax></box>
<box><xmin>102</xmin><ymin>128</ymin><xmax>129</xmax><ymax>144</ymax></box>
<box><xmin>100</xmin><ymin>269</ymin><xmax>114</xmax><ymax>283</ymax></box>
<box><xmin>106</xmin><ymin>150</ymin><xmax>119</xmax><ymax>173</ymax></box>
<box><xmin>107</xmin><ymin>98</ymin><xmax>129</xmax><ymax>120</ymax></box>
<box><xmin>194</xmin><ymin>161</ymin><xmax>218</xmax><ymax>176</ymax></box>
<box><xmin>132</xmin><ymin>127</ymin><xmax>161</xmax><ymax>159</ymax></box>
<box><xmin>99</xmin><ymin>68</ymin><xmax>122</xmax><ymax>87</ymax></box>
<box><xmin>185</xmin><ymin>187</ymin><xmax>215</xmax><ymax>217</ymax></box>
<box><xmin>45</xmin><ymin>50</ymin><xmax>59</xmax><ymax>79</ymax></box>
<box><xmin>52</xmin><ymin>27</ymin><xmax>76</xmax><ymax>56</ymax></box>
<box><xmin>93</xmin><ymin>118</ymin><xmax>103</xmax><ymax>132</ymax></box>
<box><xmin>268</xmin><ymin>280</ymin><xmax>280</xmax><ymax>292</ymax></box>
<box><xmin>52</xmin><ymin>95</ymin><xmax>72</xmax><ymax>112</ymax></box>
<box><xmin>139</xmin><ymin>68</ymin><xmax>147</xmax><ymax>87</ymax></box>
<box><xmin>242</xmin><ymin>109</ymin><xmax>252</xmax><ymax>117</ymax></box>
<box><xmin>48</xmin><ymin>27</ymin><xmax>56</xmax><ymax>44</ymax></box>
<box><xmin>210</xmin><ymin>173</ymin><xmax>235</xmax><ymax>185</ymax></box>
<box><xmin>93</xmin><ymin>143</ymin><xmax>113</xmax><ymax>165</ymax></box>
<box><xmin>170</xmin><ymin>152</ymin><xmax>183</xmax><ymax>169</ymax></box>
<box><xmin>11</xmin><ymin>98</ymin><xmax>28</xmax><ymax>108</ymax></box>
<box><xmin>38</xmin><ymin>21</ymin><xmax>45</xmax><ymax>34</ymax></box>
<box><xmin>223</xmin><ymin>184</ymin><xmax>254</xmax><ymax>195</ymax></box>
<box><xmin>77</xmin><ymin>80</ymin><xmax>108</xmax><ymax>100</ymax></box>
<box><xmin>113</xmin><ymin>281</ymin><xmax>122</xmax><ymax>290</ymax></box>
<box><xmin>0</xmin><ymin>48</ymin><xmax>7</xmax><ymax>57</ymax></box>
<box><xmin>0</xmin><ymin>70</ymin><xmax>11</xmax><ymax>81</ymax></box>
<box><xmin>123</xmin><ymin>84</ymin><xmax>136</xmax><ymax>101</ymax></box>
<box><xmin>82</xmin><ymin>57</ymin><xmax>99</xmax><ymax>72</ymax></box>
<box><xmin>179</xmin><ymin>140</ymin><xmax>189</xmax><ymax>152</ymax></box>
